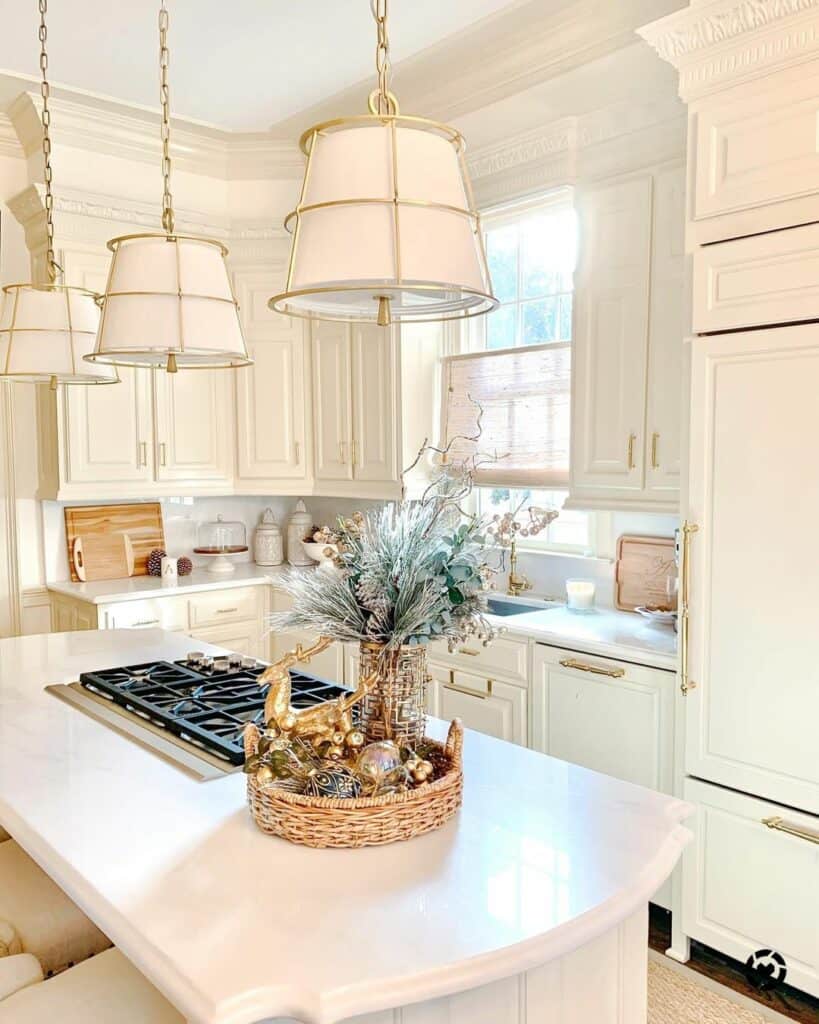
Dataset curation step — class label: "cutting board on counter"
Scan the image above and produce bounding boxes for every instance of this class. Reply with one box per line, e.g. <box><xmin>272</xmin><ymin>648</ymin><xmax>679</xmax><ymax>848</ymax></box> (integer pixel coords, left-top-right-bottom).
<box><xmin>72</xmin><ymin>534</ymin><xmax>135</xmax><ymax>582</ymax></box>
<box><xmin>64</xmin><ymin>503</ymin><xmax>165</xmax><ymax>582</ymax></box>
<box><xmin>615</xmin><ymin>534</ymin><xmax>677</xmax><ymax>611</ymax></box>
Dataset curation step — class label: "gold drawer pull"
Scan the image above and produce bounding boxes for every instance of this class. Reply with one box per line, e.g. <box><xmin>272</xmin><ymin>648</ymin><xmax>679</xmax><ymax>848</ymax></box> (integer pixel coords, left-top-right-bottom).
<box><xmin>559</xmin><ymin>658</ymin><xmax>625</xmax><ymax>678</ymax></box>
<box><xmin>458</xmin><ymin>647</ymin><xmax>480</xmax><ymax>657</ymax></box>
<box><xmin>762</xmin><ymin>816</ymin><xmax>819</xmax><ymax>845</ymax></box>
<box><xmin>132</xmin><ymin>618</ymin><xmax>160</xmax><ymax>627</ymax></box>
<box><xmin>651</xmin><ymin>432</ymin><xmax>659</xmax><ymax>469</ymax></box>
<box><xmin>217</xmin><ymin>607</ymin><xmax>239</xmax><ymax>614</ymax></box>
<box><xmin>444</xmin><ymin>677</ymin><xmax>492</xmax><ymax>700</ymax></box>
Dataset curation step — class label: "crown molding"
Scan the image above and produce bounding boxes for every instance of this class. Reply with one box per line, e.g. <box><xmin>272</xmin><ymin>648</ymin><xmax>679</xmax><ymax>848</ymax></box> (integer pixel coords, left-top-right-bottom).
<box><xmin>273</xmin><ymin>0</ymin><xmax>685</xmax><ymax>136</ymax></box>
<box><xmin>638</xmin><ymin>0</ymin><xmax>819</xmax><ymax>99</ymax></box>
<box><xmin>467</xmin><ymin>94</ymin><xmax>685</xmax><ymax>206</ymax></box>
<box><xmin>5</xmin><ymin>90</ymin><xmax>302</xmax><ymax>182</ymax></box>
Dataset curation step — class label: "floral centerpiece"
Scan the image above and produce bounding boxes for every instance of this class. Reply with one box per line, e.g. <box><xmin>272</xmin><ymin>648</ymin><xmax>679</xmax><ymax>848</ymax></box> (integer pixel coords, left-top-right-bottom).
<box><xmin>268</xmin><ymin>463</ymin><xmax>496</xmax><ymax>746</ymax></box>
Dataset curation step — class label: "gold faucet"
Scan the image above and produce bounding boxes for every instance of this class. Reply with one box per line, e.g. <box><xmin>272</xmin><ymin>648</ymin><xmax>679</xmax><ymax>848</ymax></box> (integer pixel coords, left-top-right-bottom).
<box><xmin>507</xmin><ymin>537</ymin><xmax>532</xmax><ymax>597</ymax></box>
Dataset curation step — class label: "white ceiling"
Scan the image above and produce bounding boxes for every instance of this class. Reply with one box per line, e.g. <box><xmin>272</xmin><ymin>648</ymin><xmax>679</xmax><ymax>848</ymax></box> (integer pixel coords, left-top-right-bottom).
<box><xmin>0</xmin><ymin>0</ymin><xmax>522</xmax><ymax>131</ymax></box>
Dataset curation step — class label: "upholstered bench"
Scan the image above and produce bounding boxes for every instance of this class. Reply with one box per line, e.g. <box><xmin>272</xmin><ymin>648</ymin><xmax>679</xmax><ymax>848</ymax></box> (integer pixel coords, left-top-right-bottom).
<box><xmin>0</xmin><ymin>840</ymin><xmax>110</xmax><ymax>974</ymax></box>
<box><xmin>0</xmin><ymin>948</ymin><xmax>184</xmax><ymax>1022</ymax></box>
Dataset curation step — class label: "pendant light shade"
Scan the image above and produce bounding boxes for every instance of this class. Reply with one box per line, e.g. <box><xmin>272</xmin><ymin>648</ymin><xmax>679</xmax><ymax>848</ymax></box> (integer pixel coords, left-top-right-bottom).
<box><xmin>269</xmin><ymin>117</ymin><xmax>497</xmax><ymax>325</ymax></box>
<box><xmin>86</xmin><ymin>234</ymin><xmax>251</xmax><ymax>369</ymax></box>
<box><xmin>268</xmin><ymin>0</ymin><xmax>497</xmax><ymax>327</ymax></box>
<box><xmin>0</xmin><ymin>283</ymin><xmax>116</xmax><ymax>385</ymax></box>
<box><xmin>84</xmin><ymin>1</ymin><xmax>250</xmax><ymax>374</ymax></box>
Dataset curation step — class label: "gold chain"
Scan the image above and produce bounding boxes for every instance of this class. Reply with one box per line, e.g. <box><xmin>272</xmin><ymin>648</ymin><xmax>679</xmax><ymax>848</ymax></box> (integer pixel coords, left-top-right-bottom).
<box><xmin>371</xmin><ymin>0</ymin><xmax>390</xmax><ymax>115</ymax></box>
<box><xmin>159</xmin><ymin>0</ymin><xmax>174</xmax><ymax>234</ymax></box>
<box><xmin>38</xmin><ymin>0</ymin><xmax>58</xmax><ymax>282</ymax></box>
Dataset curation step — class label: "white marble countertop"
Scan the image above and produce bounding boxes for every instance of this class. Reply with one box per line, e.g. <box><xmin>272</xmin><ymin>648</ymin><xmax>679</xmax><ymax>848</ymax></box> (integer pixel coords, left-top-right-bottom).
<box><xmin>0</xmin><ymin>629</ymin><xmax>690</xmax><ymax>1024</ymax></box>
<box><xmin>495</xmin><ymin>605</ymin><xmax>678</xmax><ymax>671</ymax></box>
<box><xmin>46</xmin><ymin>563</ymin><xmax>294</xmax><ymax>603</ymax></box>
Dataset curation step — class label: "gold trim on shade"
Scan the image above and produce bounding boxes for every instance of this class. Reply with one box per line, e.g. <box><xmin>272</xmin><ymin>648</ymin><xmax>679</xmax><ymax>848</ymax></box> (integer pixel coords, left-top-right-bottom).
<box><xmin>88</xmin><ymin>232</ymin><xmax>252</xmax><ymax>371</ymax></box>
<box><xmin>0</xmin><ymin>283</ymin><xmax>118</xmax><ymax>385</ymax></box>
<box><xmin>270</xmin><ymin>110</ymin><xmax>497</xmax><ymax>326</ymax></box>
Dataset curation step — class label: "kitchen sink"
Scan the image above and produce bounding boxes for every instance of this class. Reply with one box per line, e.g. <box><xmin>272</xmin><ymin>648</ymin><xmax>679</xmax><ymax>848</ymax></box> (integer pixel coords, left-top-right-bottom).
<box><xmin>486</xmin><ymin>596</ymin><xmax>559</xmax><ymax>617</ymax></box>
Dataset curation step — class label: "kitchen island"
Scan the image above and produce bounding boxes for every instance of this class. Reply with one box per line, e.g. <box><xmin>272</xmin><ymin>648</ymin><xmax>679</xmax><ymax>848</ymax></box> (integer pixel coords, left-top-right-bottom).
<box><xmin>0</xmin><ymin>629</ymin><xmax>691</xmax><ymax>1024</ymax></box>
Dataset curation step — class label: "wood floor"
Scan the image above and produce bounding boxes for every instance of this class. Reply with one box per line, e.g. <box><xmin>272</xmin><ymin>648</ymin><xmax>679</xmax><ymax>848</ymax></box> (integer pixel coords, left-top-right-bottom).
<box><xmin>649</xmin><ymin>907</ymin><xmax>819</xmax><ymax>1024</ymax></box>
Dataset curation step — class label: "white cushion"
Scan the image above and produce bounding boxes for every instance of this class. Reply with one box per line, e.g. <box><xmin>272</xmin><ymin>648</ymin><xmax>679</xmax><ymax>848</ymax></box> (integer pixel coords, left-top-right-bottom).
<box><xmin>0</xmin><ymin>841</ymin><xmax>110</xmax><ymax>974</ymax></box>
<box><xmin>0</xmin><ymin>954</ymin><xmax>43</xmax><ymax>1001</ymax></box>
<box><xmin>0</xmin><ymin>949</ymin><xmax>184</xmax><ymax>1022</ymax></box>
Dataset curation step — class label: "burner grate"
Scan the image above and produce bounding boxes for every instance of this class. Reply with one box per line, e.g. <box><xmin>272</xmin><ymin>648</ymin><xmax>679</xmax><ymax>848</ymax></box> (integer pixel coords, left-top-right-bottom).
<box><xmin>79</xmin><ymin>659</ymin><xmax>351</xmax><ymax>765</ymax></box>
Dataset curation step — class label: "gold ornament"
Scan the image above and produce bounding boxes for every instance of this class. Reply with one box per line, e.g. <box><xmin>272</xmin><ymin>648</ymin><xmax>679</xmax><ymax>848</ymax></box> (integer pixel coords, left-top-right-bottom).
<box><xmin>345</xmin><ymin>729</ymin><xmax>365</xmax><ymax>749</ymax></box>
<box><xmin>356</xmin><ymin>740</ymin><xmax>402</xmax><ymax>783</ymax></box>
<box><xmin>327</xmin><ymin>744</ymin><xmax>345</xmax><ymax>759</ymax></box>
<box><xmin>255</xmin><ymin>764</ymin><xmax>275</xmax><ymax>785</ymax></box>
<box><xmin>331</xmin><ymin>731</ymin><xmax>346</xmax><ymax>746</ymax></box>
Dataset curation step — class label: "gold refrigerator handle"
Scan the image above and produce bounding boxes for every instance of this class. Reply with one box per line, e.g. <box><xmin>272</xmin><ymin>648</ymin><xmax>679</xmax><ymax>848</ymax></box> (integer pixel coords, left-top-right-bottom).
<box><xmin>680</xmin><ymin>521</ymin><xmax>698</xmax><ymax>696</ymax></box>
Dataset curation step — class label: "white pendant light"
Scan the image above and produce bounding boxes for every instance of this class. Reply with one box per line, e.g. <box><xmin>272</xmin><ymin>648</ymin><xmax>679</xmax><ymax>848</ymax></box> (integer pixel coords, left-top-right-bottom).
<box><xmin>268</xmin><ymin>0</ymin><xmax>498</xmax><ymax>327</ymax></box>
<box><xmin>0</xmin><ymin>0</ymin><xmax>116</xmax><ymax>389</ymax></box>
<box><xmin>86</xmin><ymin>2</ymin><xmax>251</xmax><ymax>374</ymax></box>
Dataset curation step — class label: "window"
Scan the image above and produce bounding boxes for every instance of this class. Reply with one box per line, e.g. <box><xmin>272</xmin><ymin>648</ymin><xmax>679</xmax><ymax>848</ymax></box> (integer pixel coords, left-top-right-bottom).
<box><xmin>441</xmin><ymin>192</ymin><xmax>593</xmax><ymax>555</ymax></box>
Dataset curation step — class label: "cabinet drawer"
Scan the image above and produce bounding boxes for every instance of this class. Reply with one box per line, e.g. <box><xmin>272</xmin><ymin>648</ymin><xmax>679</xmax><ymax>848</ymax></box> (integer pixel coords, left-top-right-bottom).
<box><xmin>188</xmin><ymin>587</ymin><xmax>261</xmax><ymax>629</ymax></box>
<box><xmin>432</xmin><ymin>665</ymin><xmax>527</xmax><ymax>746</ymax></box>
<box><xmin>683</xmin><ymin>777</ymin><xmax>819</xmax><ymax>998</ymax></box>
<box><xmin>100</xmin><ymin>597</ymin><xmax>187</xmax><ymax>631</ymax></box>
<box><xmin>429</xmin><ymin>635</ymin><xmax>528</xmax><ymax>685</ymax></box>
<box><xmin>693</xmin><ymin>223</ymin><xmax>819</xmax><ymax>333</ymax></box>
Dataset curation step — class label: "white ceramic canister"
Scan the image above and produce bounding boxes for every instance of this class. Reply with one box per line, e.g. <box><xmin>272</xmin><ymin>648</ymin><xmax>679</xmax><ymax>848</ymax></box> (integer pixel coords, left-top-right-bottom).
<box><xmin>254</xmin><ymin>508</ymin><xmax>283</xmax><ymax>566</ymax></box>
<box><xmin>286</xmin><ymin>499</ymin><xmax>314</xmax><ymax>566</ymax></box>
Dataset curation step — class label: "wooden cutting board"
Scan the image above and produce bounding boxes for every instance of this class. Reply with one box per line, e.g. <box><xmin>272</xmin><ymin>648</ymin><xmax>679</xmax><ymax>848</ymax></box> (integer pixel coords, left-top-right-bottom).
<box><xmin>615</xmin><ymin>534</ymin><xmax>677</xmax><ymax>612</ymax></box>
<box><xmin>72</xmin><ymin>534</ymin><xmax>135</xmax><ymax>582</ymax></box>
<box><xmin>64</xmin><ymin>503</ymin><xmax>165</xmax><ymax>582</ymax></box>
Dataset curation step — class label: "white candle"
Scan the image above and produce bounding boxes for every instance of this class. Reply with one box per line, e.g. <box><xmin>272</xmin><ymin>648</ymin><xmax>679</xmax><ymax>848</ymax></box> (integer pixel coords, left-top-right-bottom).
<box><xmin>566</xmin><ymin>578</ymin><xmax>595</xmax><ymax>610</ymax></box>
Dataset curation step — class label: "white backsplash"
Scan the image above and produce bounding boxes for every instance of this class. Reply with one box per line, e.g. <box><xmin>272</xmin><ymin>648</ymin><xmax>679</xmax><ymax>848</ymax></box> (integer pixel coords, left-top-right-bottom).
<box><xmin>42</xmin><ymin>495</ymin><xmax>677</xmax><ymax>608</ymax></box>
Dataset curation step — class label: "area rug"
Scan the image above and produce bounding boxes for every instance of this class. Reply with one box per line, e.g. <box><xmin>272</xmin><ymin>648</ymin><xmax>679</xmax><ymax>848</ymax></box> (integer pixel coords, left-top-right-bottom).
<box><xmin>648</xmin><ymin>956</ymin><xmax>791</xmax><ymax>1024</ymax></box>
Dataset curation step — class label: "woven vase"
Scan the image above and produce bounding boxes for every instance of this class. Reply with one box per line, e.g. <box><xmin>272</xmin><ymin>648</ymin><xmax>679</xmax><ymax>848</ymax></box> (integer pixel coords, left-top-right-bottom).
<box><xmin>358</xmin><ymin>641</ymin><xmax>428</xmax><ymax>747</ymax></box>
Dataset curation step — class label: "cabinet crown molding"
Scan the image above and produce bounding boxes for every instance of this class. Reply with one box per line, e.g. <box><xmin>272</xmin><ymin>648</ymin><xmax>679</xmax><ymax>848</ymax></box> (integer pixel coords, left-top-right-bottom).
<box><xmin>638</xmin><ymin>0</ymin><xmax>819</xmax><ymax>99</ymax></box>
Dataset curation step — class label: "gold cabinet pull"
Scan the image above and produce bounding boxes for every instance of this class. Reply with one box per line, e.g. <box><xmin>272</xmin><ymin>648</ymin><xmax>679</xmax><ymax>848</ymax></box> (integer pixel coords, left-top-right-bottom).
<box><xmin>338</xmin><ymin>440</ymin><xmax>347</xmax><ymax>464</ymax></box>
<box><xmin>159</xmin><ymin>441</ymin><xmax>167</xmax><ymax>467</ymax></box>
<box><xmin>294</xmin><ymin>441</ymin><xmax>301</xmax><ymax>463</ymax></box>
<box><xmin>217</xmin><ymin>607</ymin><xmax>239</xmax><ymax>615</ymax></box>
<box><xmin>444</xmin><ymin>670</ymin><xmax>492</xmax><ymax>700</ymax></box>
<box><xmin>651</xmin><ymin>432</ymin><xmax>659</xmax><ymax>469</ymax></box>
<box><xmin>627</xmin><ymin>433</ymin><xmax>637</xmax><ymax>470</ymax></box>
<box><xmin>559</xmin><ymin>658</ymin><xmax>625</xmax><ymax>678</ymax></box>
<box><xmin>351</xmin><ymin>438</ymin><xmax>358</xmax><ymax>466</ymax></box>
<box><xmin>132</xmin><ymin>618</ymin><xmax>160</xmax><ymax>627</ymax></box>
<box><xmin>458</xmin><ymin>647</ymin><xmax>480</xmax><ymax>657</ymax></box>
<box><xmin>762</xmin><ymin>816</ymin><xmax>819</xmax><ymax>845</ymax></box>
<box><xmin>138</xmin><ymin>441</ymin><xmax>148</xmax><ymax>467</ymax></box>
<box><xmin>680</xmin><ymin>521</ymin><xmax>698</xmax><ymax>696</ymax></box>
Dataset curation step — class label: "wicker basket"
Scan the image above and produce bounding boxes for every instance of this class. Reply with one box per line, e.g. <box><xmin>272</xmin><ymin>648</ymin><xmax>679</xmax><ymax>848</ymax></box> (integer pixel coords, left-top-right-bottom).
<box><xmin>244</xmin><ymin>719</ymin><xmax>464</xmax><ymax>848</ymax></box>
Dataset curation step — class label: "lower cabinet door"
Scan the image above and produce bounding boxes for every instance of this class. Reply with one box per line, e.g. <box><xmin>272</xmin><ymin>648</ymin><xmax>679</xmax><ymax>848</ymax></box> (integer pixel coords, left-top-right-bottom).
<box><xmin>189</xmin><ymin>621</ymin><xmax>266</xmax><ymax>661</ymax></box>
<box><xmin>430</xmin><ymin>664</ymin><xmax>527</xmax><ymax>745</ymax></box>
<box><xmin>683</xmin><ymin>777</ymin><xmax>819</xmax><ymax>999</ymax></box>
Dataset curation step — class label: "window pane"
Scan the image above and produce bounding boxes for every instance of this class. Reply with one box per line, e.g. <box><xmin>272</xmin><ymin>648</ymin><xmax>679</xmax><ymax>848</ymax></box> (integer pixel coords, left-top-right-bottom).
<box><xmin>558</xmin><ymin>293</ymin><xmax>573</xmax><ymax>341</ymax></box>
<box><xmin>522</xmin><ymin>297</ymin><xmax>559</xmax><ymax>345</ymax></box>
<box><xmin>520</xmin><ymin>209</ymin><xmax>577</xmax><ymax>300</ymax></box>
<box><xmin>486</xmin><ymin>223</ymin><xmax>518</xmax><ymax>304</ymax></box>
<box><xmin>486</xmin><ymin>304</ymin><xmax>517</xmax><ymax>349</ymax></box>
<box><xmin>476</xmin><ymin>487</ymin><xmax>591</xmax><ymax>554</ymax></box>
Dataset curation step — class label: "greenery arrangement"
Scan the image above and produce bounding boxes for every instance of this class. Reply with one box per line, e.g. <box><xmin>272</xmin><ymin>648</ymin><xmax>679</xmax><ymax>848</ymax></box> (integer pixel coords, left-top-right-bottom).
<box><xmin>268</xmin><ymin>464</ymin><xmax>497</xmax><ymax>652</ymax></box>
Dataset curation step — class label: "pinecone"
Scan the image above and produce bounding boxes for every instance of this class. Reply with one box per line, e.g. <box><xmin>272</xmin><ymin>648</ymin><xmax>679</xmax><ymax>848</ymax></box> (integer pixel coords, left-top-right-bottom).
<box><xmin>177</xmin><ymin>556</ymin><xmax>193</xmax><ymax>577</ymax></box>
<box><xmin>147</xmin><ymin>548</ymin><xmax>166</xmax><ymax>576</ymax></box>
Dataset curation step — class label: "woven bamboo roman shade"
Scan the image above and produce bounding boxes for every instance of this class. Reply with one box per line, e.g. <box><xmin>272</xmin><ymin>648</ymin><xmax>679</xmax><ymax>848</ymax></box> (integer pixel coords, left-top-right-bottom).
<box><xmin>441</xmin><ymin>342</ymin><xmax>570</xmax><ymax>487</ymax></box>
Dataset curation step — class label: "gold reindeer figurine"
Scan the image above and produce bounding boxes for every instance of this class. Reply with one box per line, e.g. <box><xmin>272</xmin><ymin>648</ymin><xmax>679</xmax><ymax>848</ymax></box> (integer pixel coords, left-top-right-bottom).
<box><xmin>257</xmin><ymin>637</ymin><xmax>375</xmax><ymax>746</ymax></box>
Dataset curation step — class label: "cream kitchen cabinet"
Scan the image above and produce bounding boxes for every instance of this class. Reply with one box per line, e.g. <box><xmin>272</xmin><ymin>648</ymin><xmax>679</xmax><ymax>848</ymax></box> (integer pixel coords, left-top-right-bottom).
<box><xmin>568</xmin><ymin>166</ymin><xmax>685</xmax><ymax>513</ymax></box>
<box><xmin>233</xmin><ymin>271</ymin><xmax>311</xmax><ymax>494</ymax></box>
<box><xmin>686</xmin><ymin>326</ymin><xmax>819</xmax><ymax>816</ymax></box>
<box><xmin>426</xmin><ymin>663</ymin><xmax>527</xmax><ymax>746</ymax></box>
<box><xmin>153</xmin><ymin>369</ymin><xmax>233</xmax><ymax>487</ymax></box>
<box><xmin>311</xmin><ymin>320</ymin><xmax>399</xmax><ymax>497</ymax></box>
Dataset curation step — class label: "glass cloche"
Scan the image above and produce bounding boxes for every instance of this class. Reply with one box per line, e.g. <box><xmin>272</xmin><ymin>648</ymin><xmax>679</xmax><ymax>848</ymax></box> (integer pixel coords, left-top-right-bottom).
<box><xmin>194</xmin><ymin>514</ymin><xmax>248</xmax><ymax>574</ymax></box>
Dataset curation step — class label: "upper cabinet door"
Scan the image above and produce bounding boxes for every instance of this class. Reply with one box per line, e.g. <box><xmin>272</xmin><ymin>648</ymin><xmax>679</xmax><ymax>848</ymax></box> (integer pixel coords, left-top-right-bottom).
<box><xmin>644</xmin><ymin>165</ymin><xmax>685</xmax><ymax>500</ymax></box>
<box><xmin>153</xmin><ymin>369</ymin><xmax>233</xmax><ymax>485</ymax></box>
<box><xmin>570</xmin><ymin>176</ymin><xmax>652</xmax><ymax>502</ymax></box>
<box><xmin>687</xmin><ymin>326</ymin><xmax>819</xmax><ymax>815</ymax></box>
<box><xmin>351</xmin><ymin>325</ymin><xmax>398</xmax><ymax>484</ymax></box>
<box><xmin>312</xmin><ymin>322</ymin><xmax>353</xmax><ymax>481</ymax></box>
<box><xmin>236</xmin><ymin>330</ymin><xmax>307</xmax><ymax>483</ymax></box>
<box><xmin>61</xmin><ymin>366</ymin><xmax>154</xmax><ymax>486</ymax></box>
